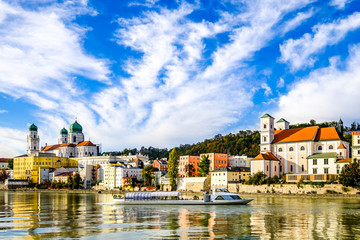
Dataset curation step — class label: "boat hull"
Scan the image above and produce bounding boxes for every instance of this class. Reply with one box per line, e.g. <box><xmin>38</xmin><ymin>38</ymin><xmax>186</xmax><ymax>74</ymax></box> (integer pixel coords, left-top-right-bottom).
<box><xmin>113</xmin><ymin>199</ymin><xmax>253</xmax><ymax>205</ymax></box>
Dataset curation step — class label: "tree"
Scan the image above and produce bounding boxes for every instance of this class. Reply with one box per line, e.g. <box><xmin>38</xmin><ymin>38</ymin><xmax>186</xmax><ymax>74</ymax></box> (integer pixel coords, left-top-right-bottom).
<box><xmin>141</xmin><ymin>165</ymin><xmax>154</xmax><ymax>186</ymax></box>
<box><xmin>247</xmin><ymin>171</ymin><xmax>267</xmax><ymax>185</ymax></box>
<box><xmin>72</xmin><ymin>173</ymin><xmax>82</xmax><ymax>189</ymax></box>
<box><xmin>168</xmin><ymin>148</ymin><xmax>179</xmax><ymax>191</ymax></box>
<box><xmin>7</xmin><ymin>159</ymin><xmax>13</xmax><ymax>170</ymax></box>
<box><xmin>339</xmin><ymin>162</ymin><xmax>360</xmax><ymax>187</ymax></box>
<box><xmin>310</xmin><ymin>119</ymin><xmax>316</xmax><ymax>125</ymax></box>
<box><xmin>67</xmin><ymin>175</ymin><xmax>73</xmax><ymax>189</ymax></box>
<box><xmin>198</xmin><ymin>155</ymin><xmax>210</xmax><ymax>177</ymax></box>
<box><xmin>185</xmin><ymin>164</ymin><xmax>195</xmax><ymax>177</ymax></box>
<box><xmin>0</xmin><ymin>170</ymin><xmax>9</xmax><ymax>182</ymax></box>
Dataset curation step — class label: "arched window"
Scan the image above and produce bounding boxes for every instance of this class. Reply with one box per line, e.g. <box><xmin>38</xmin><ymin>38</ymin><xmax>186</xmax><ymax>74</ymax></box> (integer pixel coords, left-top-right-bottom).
<box><xmin>300</xmin><ymin>146</ymin><xmax>305</xmax><ymax>151</ymax></box>
<box><xmin>290</xmin><ymin>165</ymin><xmax>293</xmax><ymax>172</ymax></box>
<box><xmin>73</xmin><ymin>136</ymin><xmax>76</xmax><ymax>143</ymax></box>
<box><xmin>278</xmin><ymin>148</ymin><xmax>283</xmax><ymax>152</ymax></box>
<box><xmin>301</xmin><ymin>165</ymin><xmax>304</xmax><ymax>172</ymax></box>
<box><xmin>329</xmin><ymin>145</ymin><xmax>333</xmax><ymax>150</ymax></box>
<box><xmin>263</xmin><ymin>136</ymin><xmax>267</xmax><ymax>142</ymax></box>
<box><xmin>264</xmin><ymin>124</ymin><xmax>267</xmax><ymax>129</ymax></box>
<box><xmin>289</xmin><ymin>147</ymin><xmax>294</xmax><ymax>151</ymax></box>
<box><xmin>318</xmin><ymin>146</ymin><xmax>322</xmax><ymax>151</ymax></box>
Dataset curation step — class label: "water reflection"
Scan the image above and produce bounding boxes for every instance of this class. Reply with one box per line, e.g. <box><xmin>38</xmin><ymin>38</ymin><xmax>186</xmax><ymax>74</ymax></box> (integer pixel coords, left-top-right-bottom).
<box><xmin>0</xmin><ymin>192</ymin><xmax>359</xmax><ymax>239</ymax></box>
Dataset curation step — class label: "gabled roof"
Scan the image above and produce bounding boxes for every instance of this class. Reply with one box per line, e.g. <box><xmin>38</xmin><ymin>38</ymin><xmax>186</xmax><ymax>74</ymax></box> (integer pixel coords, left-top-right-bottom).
<box><xmin>42</xmin><ymin>144</ymin><xmax>61</xmax><ymax>151</ymax></box>
<box><xmin>276</xmin><ymin>118</ymin><xmax>288</xmax><ymax>123</ymax></box>
<box><xmin>307</xmin><ymin>152</ymin><xmax>338</xmax><ymax>159</ymax></box>
<box><xmin>314</xmin><ymin>127</ymin><xmax>341</xmax><ymax>141</ymax></box>
<box><xmin>60</xmin><ymin>143</ymin><xmax>76</xmax><ymax>148</ymax></box>
<box><xmin>154</xmin><ymin>159</ymin><xmax>168</xmax><ymax>165</ymax></box>
<box><xmin>337</xmin><ymin>143</ymin><xmax>347</xmax><ymax>149</ymax></box>
<box><xmin>336</xmin><ymin>158</ymin><xmax>352</xmax><ymax>163</ymax></box>
<box><xmin>273</xmin><ymin>126</ymin><xmax>318</xmax><ymax>143</ymax></box>
<box><xmin>261</xmin><ymin>113</ymin><xmax>274</xmax><ymax>119</ymax></box>
<box><xmin>77</xmin><ymin>141</ymin><xmax>96</xmax><ymax>147</ymax></box>
<box><xmin>253</xmin><ymin>152</ymin><xmax>280</xmax><ymax>161</ymax></box>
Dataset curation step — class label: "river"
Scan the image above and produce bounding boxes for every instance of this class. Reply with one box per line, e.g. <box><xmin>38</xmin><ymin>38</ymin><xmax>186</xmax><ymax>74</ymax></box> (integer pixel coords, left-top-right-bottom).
<box><xmin>0</xmin><ymin>191</ymin><xmax>359</xmax><ymax>239</ymax></box>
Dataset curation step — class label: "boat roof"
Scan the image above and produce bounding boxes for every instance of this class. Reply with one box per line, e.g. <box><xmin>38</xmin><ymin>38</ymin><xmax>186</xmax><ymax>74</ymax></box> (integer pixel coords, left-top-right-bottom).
<box><xmin>125</xmin><ymin>191</ymin><xmax>181</xmax><ymax>198</ymax></box>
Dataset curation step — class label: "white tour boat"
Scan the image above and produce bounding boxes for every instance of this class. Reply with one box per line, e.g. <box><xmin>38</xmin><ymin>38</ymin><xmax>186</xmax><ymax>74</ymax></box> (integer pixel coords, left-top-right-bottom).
<box><xmin>113</xmin><ymin>188</ymin><xmax>253</xmax><ymax>205</ymax></box>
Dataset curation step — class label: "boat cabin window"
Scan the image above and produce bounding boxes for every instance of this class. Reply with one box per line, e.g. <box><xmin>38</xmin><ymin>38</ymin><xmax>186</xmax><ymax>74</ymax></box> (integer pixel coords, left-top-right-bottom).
<box><xmin>215</xmin><ymin>196</ymin><xmax>224</xmax><ymax>200</ymax></box>
<box><xmin>215</xmin><ymin>188</ymin><xmax>229</xmax><ymax>193</ymax></box>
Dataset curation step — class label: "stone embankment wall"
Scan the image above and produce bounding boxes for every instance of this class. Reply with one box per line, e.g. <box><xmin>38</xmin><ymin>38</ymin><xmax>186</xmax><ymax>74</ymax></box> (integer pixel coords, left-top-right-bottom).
<box><xmin>227</xmin><ymin>183</ymin><xmax>359</xmax><ymax>195</ymax></box>
<box><xmin>177</xmin><ymin>177</ymin><xmax>209</xmax><ymax>192</ymax></box>
<box><xmin>0</xmin><ymin>183</ymin><xmax>6</xmax><ymax>190</ymax></box>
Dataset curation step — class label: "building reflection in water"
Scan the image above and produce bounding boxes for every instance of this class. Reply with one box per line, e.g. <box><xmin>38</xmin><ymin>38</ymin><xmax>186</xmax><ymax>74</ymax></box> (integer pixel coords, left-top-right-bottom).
<box><xmin>1</xmin><ymin>192</ymin><xmax>360</xmax><ymax>239</ymax></box>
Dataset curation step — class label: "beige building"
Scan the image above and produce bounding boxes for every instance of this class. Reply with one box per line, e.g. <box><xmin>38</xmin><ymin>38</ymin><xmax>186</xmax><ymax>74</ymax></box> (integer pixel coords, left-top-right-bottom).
<box><xmin>352</xmin><ymin>131</ymin><xmax>360</xmax><ymax>162</ymax></box>
<box><xmin>253</xmin><ymin>114</ymin><xmax>350</xmax><ymax>177</ymax></box>
<box><xmin>210</xmin><ymin>168</ymin><xmax>240</xmax><ymax>188</ymax></box>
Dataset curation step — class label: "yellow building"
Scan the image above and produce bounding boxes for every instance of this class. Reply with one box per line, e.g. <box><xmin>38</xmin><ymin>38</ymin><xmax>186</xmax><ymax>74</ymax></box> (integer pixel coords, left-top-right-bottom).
<box><xmin>13</xmin><ymin>152</ymin><xmax>78</xmax><ymax>183</ymax></box>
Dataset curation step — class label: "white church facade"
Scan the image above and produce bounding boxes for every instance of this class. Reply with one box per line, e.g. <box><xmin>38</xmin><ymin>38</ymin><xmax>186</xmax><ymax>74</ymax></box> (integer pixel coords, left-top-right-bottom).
<box><xmin>251</xmin><ymin>114</ymin><xmax>350</xmax><ymax>178</ymax></box>
<box><xmin>27</xmin><ymin>121</ymin><xmax>101</xmax><ymax>158</ymax></box>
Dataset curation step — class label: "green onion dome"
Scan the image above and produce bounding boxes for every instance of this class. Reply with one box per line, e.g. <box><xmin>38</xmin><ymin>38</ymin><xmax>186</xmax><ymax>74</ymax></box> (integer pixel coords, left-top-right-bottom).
<box><xmin>70</xmin><ymin>121</ymin><xmax>83</xmax><ymax>133</ymax></box>
<box><xmin>60</xmin><ymin>128</ymin><xmax>68</xmax><ymax>135</ymax></box>
<box><xmin>29</xmin><ymin>123</ymin><xmax>38</xmax><ymax>131</ymax></box>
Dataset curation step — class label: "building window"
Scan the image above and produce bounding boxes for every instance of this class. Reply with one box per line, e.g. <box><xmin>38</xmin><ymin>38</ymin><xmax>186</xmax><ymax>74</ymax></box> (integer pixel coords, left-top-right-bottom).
<box><xmin>275</xmin><ymin>166</ymin><xmax>277</xmax><ymax>171</ymax></box>
<box><xmin>329</xmin><ymin>145</ymin><xmax>333</xmax><ymax>150</ymax></box>
<box><xmin>278</xmin><ymin>148</ymin><xmax>283</xmax><ymax>152</ymax></box>
<box><xmin>289</xmin><ymin>147</ymin><xmax>294</xmax><ymax>151</ymax></box>
<box><xmin>266</xmin><ymin>165</ymin><xmax>269</xmax><ymax>172</ymax></box>
<box><xmin>313</xmin><ymin>169</ymin><xmax>317</xmax><ymax>174</ymax></box>
<box><xmin>358</xmin><ymin>150</ymin><xmax>360</xmax><ymax>155</ymax></box>
<box><xmin>290</xmin><ymin>165</ymin><xmax>293</xmax><ymax>172</ymax></box>
<box><xmin>313</xmin><ymin>159</ymin><xmax>317</xmax><ymax>165</ymax></box>
<box><xmin>324</xmin><ymin>168</ymin><xmax>329</xmax><ymax>174</ymax></box>
<box><xmin>324</xmin><ymin>159</ymin><xmax>328</xmax><ymax>165</ymax></box>
<box><xmin>318</xmin><ymin>146</ymin><xmax>322</xmax><ymax>151</ymax></box>
<box><xmin>73</xmin><ymin>136</ymin><xmax>76</xmax><ymax>143</ymax></box>
<box><xmin>300</xmin><ymin>146</ymin><xmax>305</xmax><ymax>151</ymax></box>
<box><xmin>263</xmin><ymin>136</ymin><xmax>267</xmax><ymax>142</ymax></box>
<box><xmin>264</xmin><ymin>124</ymin><xmax>267</xmax><ymax>129</ymax></box>
<box><xmin>301</xmin><ymin>165</ymin><xmax>304</xmax><ymax>172</ymax></box>
<box><xmin>280</xmin><ymin>165</ymin><xmax>282</xmax><ymax>172</ymax></box>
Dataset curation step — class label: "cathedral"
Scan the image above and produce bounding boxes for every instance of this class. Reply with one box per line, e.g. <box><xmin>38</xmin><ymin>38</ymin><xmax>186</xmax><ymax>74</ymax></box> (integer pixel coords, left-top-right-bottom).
<box><xmin>27</xmin><ymin>121</ymin><xmax>101</xmax><ymax>158</ymax></box>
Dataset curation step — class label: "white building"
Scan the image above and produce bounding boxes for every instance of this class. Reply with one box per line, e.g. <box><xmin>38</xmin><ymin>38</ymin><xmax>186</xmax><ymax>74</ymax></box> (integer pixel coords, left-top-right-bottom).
<box><xmin>352</xmin><ymin>131</ymin><xmax>360</xmax><ymax>162</ymax></box>
<box><xmin>210</xmin><ymin>167</ymin><xmax>240</xmax><ymax>188</ymax></box>
<box><xmin>307</xmin><ymin>151</ymin><xmax>352</xmax><ymax>175</ymax></box>
<box><xmin>228</xmin><ymin>155</ymin><xmax>252</xmax><ymax>168</ymax></box>
<box><xmin>103</xmin><ymin>164</ymin><xmax>143</xmax><ymax>190</ymax></box>
<box><xmin>0</xmin><ymin>158</ymin><xmax>9</xmax><ymax>169</ymax></box>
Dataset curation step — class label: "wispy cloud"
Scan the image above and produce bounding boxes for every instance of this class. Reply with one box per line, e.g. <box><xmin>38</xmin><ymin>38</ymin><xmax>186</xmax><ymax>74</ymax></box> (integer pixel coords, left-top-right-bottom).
<box><xmin>0</xmin><ymin>110</ymin><xmax>7</xmax><ymax>114</ymax></box>
<box><xmin>329</xmin><ymin>0</ymin><xmax>351</xmax><ymax>9</ymax></box>
<box><xmin>279</xmin><ymin>12</ymin><xmax>360</xmax><ymax>71</ymax></box>
<box><xmin>275</xmin><ymin>44</ymin><xmax>360</xmax><ymax>124</ymax></box>
<box><xmin>280</xmin><ymin>8</ymin><xmax>315</xmax><ymax>35</ymax></box>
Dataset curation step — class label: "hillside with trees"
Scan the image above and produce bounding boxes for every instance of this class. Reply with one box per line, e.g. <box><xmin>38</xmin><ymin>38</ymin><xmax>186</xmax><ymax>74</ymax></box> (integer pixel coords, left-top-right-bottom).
<box><xmin>103</xmin><ymin>120</ymin><xmax>359</xmax><ymax>161</ymax></box>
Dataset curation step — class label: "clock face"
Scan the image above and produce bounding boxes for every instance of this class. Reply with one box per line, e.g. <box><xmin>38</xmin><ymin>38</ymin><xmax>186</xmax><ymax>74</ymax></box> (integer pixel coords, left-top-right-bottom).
<box><xmin>34</xmin><ymin>140</ymin><xmax>38</xmax><ymax>144</ymax></box>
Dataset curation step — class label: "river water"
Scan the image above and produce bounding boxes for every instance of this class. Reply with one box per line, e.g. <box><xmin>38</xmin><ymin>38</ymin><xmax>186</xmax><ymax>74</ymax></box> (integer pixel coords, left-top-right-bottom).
<box><xmin>0</xmin><ymin>191</ymin><xmax>359</xmax><ymax>239</ymax></box>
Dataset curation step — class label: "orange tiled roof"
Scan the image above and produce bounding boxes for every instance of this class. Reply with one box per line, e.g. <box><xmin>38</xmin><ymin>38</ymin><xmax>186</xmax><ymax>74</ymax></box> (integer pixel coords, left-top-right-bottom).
<box><xmin>60</xmin><ymin>143</ymin><xmax>76</xmax><ymax>147</ymax></box>
<box><xmin>0</xmin><ymin>158</ymin><xmax>10</xmax><ymax>162</ymax></box>
<box><xmin>314</xmin><ymin>127</ymin><xmax>340</xmax><ymax>141</ymax></box>
<box><xmin>337</xmin><ymin>143</ymin><xmax>347</xmax><ymax>149</ymax></box>
<box><xmin>336</xmin><ymin>158</ymin><xmax>352</xmax><ymax>163</ymax></box>
<box><xmin>273</xmin><ymin>126</ymin><xmax>318</xmax><ymax>143</ymax></box>
<box><xmin>42</xmin><ymin>144</ymin><xmax>61</xmax><ymax>151</ymax></box>
<box><xmin>76</xmin><ymin>141</ymin><xmax>96</xmax><ymax>147</ymax></box>
<box><xmin>253</xmin><ymin>152</ymin><xmax>280</xmax><ymax>161</ymax></box>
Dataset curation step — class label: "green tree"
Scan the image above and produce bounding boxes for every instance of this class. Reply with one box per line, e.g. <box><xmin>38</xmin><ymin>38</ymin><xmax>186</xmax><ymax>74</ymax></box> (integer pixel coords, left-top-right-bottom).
<box><xmin>168</xmin><ymin>148</ymin><xmax>179</xmax><ymax>191</ymax></box>
<box><xmin>72</xmin><ymin>173</ymin><xmax>82</xmax><ymax>189</ymax></box>
<box><xmin>67</xmin><ymin>175</ymin><xmax>74</xmax><ymax>189</ymax></box>
<box><xmin>185</xmin><ymin>164</ymin><xmax>195</xmax><ymax>177</ymax></box>
<box><xmin>0</xmin><ymin>169</ymin><xmax>9</xmax><ymax>182</ymax></box>
<box><xmin>141</xmin><ymin>165</ymin><xmax>154</xmax><ymax>186</ymax></box>
<box><xmin>198</xmin><ymin>155</ymin><xmax>210</xmax><ymax>177</ymax></box>
<box><xmin>339</xmin><ymin>162</ymin><xmax>360</xmax><ymax>187</ymax></box>
<box><xmin>7</xmin><ymin>159</ymin><xmax>13</xmax><ymax>170</ymax></box>
<box><xmin>247</xmin><ymin>171</ymin><xmax>267</xmax><ymax>185</ymax></box>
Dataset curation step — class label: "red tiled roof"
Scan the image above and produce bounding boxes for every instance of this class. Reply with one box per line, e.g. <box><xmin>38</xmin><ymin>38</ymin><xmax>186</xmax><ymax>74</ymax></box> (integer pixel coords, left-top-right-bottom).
<box><xmin>336</xmin><ymin>158</ymin><xmax>352</xmax><ymax>163</ymax></box>
<box><xmin>42</xmin><ymin>144</ymin><xmax>61</xmax><ymax>151</ymax></box>
<box><xmin>273</xmin><ymin>126</ymin><xmax>318</xmax><ymax>143</ymax></box>
<box><xmin>337</xmin><ymin>143</ymin><xmax>347</xmax><ymax>149</ymax></box>
<box><xmin>60</xmin><ymin>143</ymin><xmax>76</xmax><ymax>147</ymax></box>
<box><xmin>0</xmin><ymin>158</ymin><xmax>10</xmax><ymax>162</ymax></box>
<box><xmin>76</xmin><ymin>141</ymin><xmax>96</xmax><ymax>147</ymax></box>
<box><xmin>253</xmin><ymin>152</ymin><xmax>280</xmax><ymax>161</ymax></box>
<box><xmin>314</xmin><ymin>127</ymin><xmax>341</xmax><ymax>141</ymax></box>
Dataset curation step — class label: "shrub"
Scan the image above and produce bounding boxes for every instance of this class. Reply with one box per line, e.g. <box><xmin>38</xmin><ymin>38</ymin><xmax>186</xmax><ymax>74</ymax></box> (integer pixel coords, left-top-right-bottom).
<box><xmin>326</xmin><ymin>189</ymin><xmax>341</xmax><ymax>194</ymax></box>
<box><xmin>342</xmin><ymin>186</ymin><xmax>349</xmax><ymax>192</ymax></box>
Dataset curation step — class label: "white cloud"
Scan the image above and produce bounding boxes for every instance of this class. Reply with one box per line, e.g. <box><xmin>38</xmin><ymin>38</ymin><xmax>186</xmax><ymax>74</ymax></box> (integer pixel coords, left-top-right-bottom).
<box><xmin>0</xmin><ymin>110</ymin><xmax>7</xmax><ymax>114</ymax></box>
<box><xmin>261</xmin><ymin>83</ymin><xmax>272</xmax><ymax>96</ymax></box>
<box><xmin>330</xmin><ymin>0</ymin><xmax>351</xmax><ymax>9</ymax></box>
<box><xmin>275</xmin><ymin>44</ymin><xmax>360</xmax><ymax>124</ymax></box>
<box><xmin>281</xmin><ymin>8</ymin><xmax>315</xmax><ymax>34</ymax></box>
<box><xmin>280</xmin><ymin>12</ymin><xmax>360</xmax><ymax>71</ymax></box>
<box><xmin>277</xmin><ymin>78</ymin><xmax>285</xmax><ymax>88</ymax></box>
<box><xmin>0</xmin><ymin>127</ymin><xmax>27</xmax><ymax>157</ymax></box>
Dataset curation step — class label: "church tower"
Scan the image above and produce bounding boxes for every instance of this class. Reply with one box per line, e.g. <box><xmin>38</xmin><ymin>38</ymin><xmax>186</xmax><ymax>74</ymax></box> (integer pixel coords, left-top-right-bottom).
<box><xmin>27</xmin><ymin>123</ymin><xmax>40</xmax><ymax>155</ymax></box>
<box><xmin>68</xmin><ymin>120</ymin><xmax>84</xmax><ymax>145</ymax></box>
<box><xmin>260</xmin><ymin>113</ymin><xmax>274</xmax><ymax>153</ymax></box>
<box><xmin>58</xmin><ymin>128</ymin><xmax>68</xmax><ymax>144</ymax></box>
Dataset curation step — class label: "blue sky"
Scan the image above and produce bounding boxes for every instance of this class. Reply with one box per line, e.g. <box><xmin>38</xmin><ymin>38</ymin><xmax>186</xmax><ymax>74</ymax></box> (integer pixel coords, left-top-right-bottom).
<box><xmin>1</xmin><ymin>0</ymin><xmax>360</xmax><ymax>157</ymax></box>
